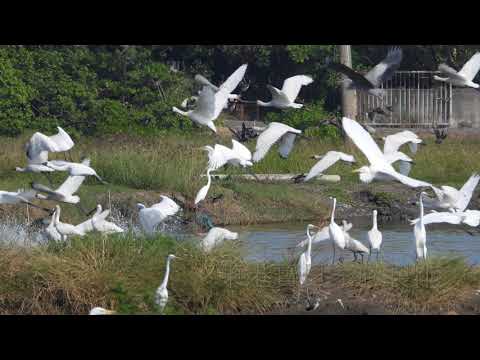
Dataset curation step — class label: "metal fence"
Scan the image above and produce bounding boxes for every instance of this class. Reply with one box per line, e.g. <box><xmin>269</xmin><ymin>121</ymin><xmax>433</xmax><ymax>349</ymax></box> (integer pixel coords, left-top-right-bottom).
<box><xmin>358</xmin><ymin>71</ymin><xmax>452</xmax><ymax>128</ymax></box>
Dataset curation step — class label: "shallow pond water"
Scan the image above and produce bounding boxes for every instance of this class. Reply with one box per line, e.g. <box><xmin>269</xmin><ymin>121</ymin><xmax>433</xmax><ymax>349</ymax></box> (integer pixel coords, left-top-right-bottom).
<box><xmin>229</xmin><ymin>221</ymin><xmax>480</xmax><ymax>266</ymax></box>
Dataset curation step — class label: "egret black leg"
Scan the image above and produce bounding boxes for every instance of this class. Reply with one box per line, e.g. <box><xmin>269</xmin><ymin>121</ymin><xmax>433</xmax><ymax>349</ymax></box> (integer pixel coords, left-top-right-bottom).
<box><xmin>332</xmin><ymin>243</ymin><xmax>336</xmax><ymax>265</ymax></box>
<box><xmin>368</xmin><ymin>246</ymin><xmax>372</xmax><ymax>263</ymax></box>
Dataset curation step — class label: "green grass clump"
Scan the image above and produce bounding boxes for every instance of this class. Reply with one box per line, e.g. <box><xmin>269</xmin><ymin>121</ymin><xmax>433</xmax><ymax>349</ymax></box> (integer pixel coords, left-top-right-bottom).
<box><xmin>0</xmin><ymin>233</ymin><xmax>295</xmax><ymax>315</ymax></box>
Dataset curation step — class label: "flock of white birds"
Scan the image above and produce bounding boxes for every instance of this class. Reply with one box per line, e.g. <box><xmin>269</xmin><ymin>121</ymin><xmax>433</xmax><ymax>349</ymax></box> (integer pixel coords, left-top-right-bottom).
<box><xmin>6</xmin><ymin>47</ymin><xmax>480</xmax><ymax>315</ymax></box>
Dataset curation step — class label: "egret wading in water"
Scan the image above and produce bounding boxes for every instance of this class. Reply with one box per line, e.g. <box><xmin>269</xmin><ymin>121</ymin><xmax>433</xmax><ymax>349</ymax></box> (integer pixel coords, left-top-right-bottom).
<box><xmin>89</xmin><ymin>307</ymin><xmax>116</xmax><ymax>315</ymax></box>
<box><xmin>257</xmin><ymin>75</ymin><xmax>313</xmax><ymax>109</ymax></box>
<box><xmin>200</xmin><ymin>227</ymin><xmax>239</xmax><ymax>252</ymax></box>
<box><xmin>329</xmin><ymin>197</ymin><xmax>346</xmax><ymax>265</ymax></box>
<box><xmin>434</xmin><ymin>52</ymin><xmax>480</xmax><ymax>89</ymax></box>
<box><xmin>155</xmin><ymin>254</ymin><xmax>177</xmax><ymax>313</ymax></box>
<box><xmin>414</xmin><ymin>192</ymin><xmax>427</xmax><ymax>260</ymax></box>
<box><xmin>52</xmin><ymin>205</ymin><xmax>85</xmax><ymax>242</ymax></box>
<box><xmin>367</xmin><ymin>210</ymin><xmax>383</xmax><ymax>261</ymax></box>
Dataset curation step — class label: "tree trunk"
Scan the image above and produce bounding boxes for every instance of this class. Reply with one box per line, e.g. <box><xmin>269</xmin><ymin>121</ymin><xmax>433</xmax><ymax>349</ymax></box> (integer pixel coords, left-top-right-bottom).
<box><xmin>339</xmin><ymin>45</ymin><xmax>357</xmax><ymax>119</ymax></box>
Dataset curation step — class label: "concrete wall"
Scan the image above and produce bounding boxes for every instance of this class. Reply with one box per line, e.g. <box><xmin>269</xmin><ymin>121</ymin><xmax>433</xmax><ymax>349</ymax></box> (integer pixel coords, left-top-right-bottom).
<box><xmin>451</xmin><ymin>88</ymin><xmax>480</xmax><ymax>128</ymax></box>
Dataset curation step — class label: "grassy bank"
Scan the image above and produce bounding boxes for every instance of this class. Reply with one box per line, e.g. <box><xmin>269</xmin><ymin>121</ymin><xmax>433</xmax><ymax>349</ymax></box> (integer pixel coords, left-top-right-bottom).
<box><xmin>1</xmin><ymin>130</ymin><xmax>480</xmax><ymax>227</ymax></box>
<box><xmin>1</xmin><ymin>232</ymin><xmax>479</xmax><ymax>315</ymax></box>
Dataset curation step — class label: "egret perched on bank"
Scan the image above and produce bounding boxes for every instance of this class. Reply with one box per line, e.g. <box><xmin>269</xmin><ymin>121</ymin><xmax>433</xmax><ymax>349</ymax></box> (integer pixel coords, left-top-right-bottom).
<box><xmin>137</xmin><ymin>196</ymin><xmax>181</xmax><ymax>236</ymax></box>
<box><xmin>200</xmin><ymin>227</ymin><xmax>239</xmax><ymax>252</ymax></box>
<box><xmin>252</xmin><ymin>122</ymin><xmax>302</xmax><ymax>162</ymax></box>
<box><xmin>257</xmin><ymin>75</ymin><xmax>314</xmax><ymax>109</ymax></box>
<box><xmin>422</xmin><ymin>173</ymin><xmax>480</xmax><ymax>212</ymax></box>
<box><xmin>343</xmin><ymin>117</ymin><xmax>432</xmax><ymax>188</ymax></box>
<box><xmin>195</xmin><ymin>168</ymin><xmax>213</xmax><ymax>206</ymax></box>
<box><xmin>328</xmin><ymin>47</ymin><xmax>403</xmax><ymax>100</ymax></box>
<box><xmin>434</xmin><ymin>52</ymin><xmax>480</xmax><ymax>88</ymax></box>
<box><xmin>173</xmin><ymin>64</ymin><xmax>248</xmax><ymax>133</ymax></box>
<box><xmin>155</xmin><ymin>254</ymin><xmax>177</xmax><ymax>313</ymax></box>
<box><xmin>367</xmin><ymin>210</ymin><xmax>383</xmax><ymax>261</ymax></box>
<box><xmin>329</xmin><ymin>197</ymin><xmax>346</xmax><ymax>264</ymax></box>
<box><xmin>413</xmin><ymin>192</ymin><xmax>427</xmax><ymax>260</ymax></box>
<box><xmin>298</xmin><ymin>224</ymin><xmax>317</xmax><ymax>285</ymax></box>
<box><xmin>52</xmin><ymin>205</ymin><xmax>85</xmax><ymax>241</ymax></box>
<box><xmin>296</xmin><ymin>151</ymin><xmax>356</xmax><ymax>183</ymax></box>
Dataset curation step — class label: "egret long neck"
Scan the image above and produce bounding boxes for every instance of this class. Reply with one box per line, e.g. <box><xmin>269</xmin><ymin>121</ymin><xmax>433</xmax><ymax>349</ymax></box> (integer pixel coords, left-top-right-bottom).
<box><xmin>172</xmin><ymin>107</ymin><xmax>189</xmax><ymax>117</ymax></box>
<box><xmin>306</xmin><ymin>228</ymin><xmax>312</xmax><ymax>258</ymax></box>
<box><xmin>373</xmin><ymin>212</ymin><xmax>378</xmax><ymax>229</ymax></box>
<box><xmin>331</xmin><ymin>199</ymin><xmax>336</xmax><ymax>224</ymax></box>
<box><xmin>160</xmin><ymin>258</ymin><xmax>172</xmax><ymax>290</ymax></box>
<box><xmin>419</xmin><ymin>195</ymin><xmax>424</xmax><ymax>225</ymax></box>
<box><xmin>206</xmin><ymin>168</ymin><xmax>212</xmax><ymax>188</ymax></box>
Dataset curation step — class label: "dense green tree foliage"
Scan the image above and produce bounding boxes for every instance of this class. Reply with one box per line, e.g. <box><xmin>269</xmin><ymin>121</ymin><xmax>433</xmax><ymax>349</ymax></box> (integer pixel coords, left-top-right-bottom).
<box><xmin>0</xmin><ymin>45</ymin><xmax>477</xmax><ymax>137</ymax></box>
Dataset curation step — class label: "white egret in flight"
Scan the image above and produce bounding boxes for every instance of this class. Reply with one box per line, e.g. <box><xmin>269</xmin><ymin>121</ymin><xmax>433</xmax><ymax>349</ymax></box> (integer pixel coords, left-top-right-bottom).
<box><xmin>367</xmin><ymin>210</ymin><xmax>383</xmax><ymax>261</ymax></box>
<box><xmin>137</xmin><ymin>196</ymin><xmax>181</xmax><ymax>236</ymax></box>
<box><xmin>382</xmin><ymin>130</ymin><xmax>424</xmax><ymax>175</ymax></box>
<box><xmin>342</xmin><ymin>117</ymin><xmax>432</xmax><ymax>188</ymax></box>
<box><xmin>200</xmin><ymin>227</ymin><xmax>239</xmax><ymax>252</ymax></box>
<box><xmin>203</xmin><ymin>139</ymin><xmax>253</xmax><ymax>171</ymax></box>
<box><xmin>43</xmin><ymin>158</ymin><xmax>107</xmax><ymax>184</ymax></box>
<box><xmin>434</xmin><ymin>52</ymin><xmax>480</xmax><ymax>88</ymax></box>
<box><xmin>173</xmin><ymin>64</ymin><xmax>248</xmax><ymax>133</ymax></box>
<box><xmin>155</xmin><ymin>254</ymin><xmax>177</xmax><ymax>314</ymax></box>
<box><xmin>296</xmin><ymin>151</ymin><xmax>356</xmax><ymax>183</ymax></box>
<box><xmin>257</xmin><ymin>75</ymin><xmax>314</xmax><ymax>109</ymax></box>
<box><xmin>328</xmin><ymin>47</ymin><xmax>403</xmax><ymax>100</ymax></box>
<box><xmin>422</xmin><ymin>173</ymin><xmax>480</xmax><ymax>212</ymax></box>
<box><xmin>16</xmin><ymin>126</ymin><xmax>74</xmax><ymax>183</ymax></box>
<box><xmin>410</xmin><ymin>209</ymin><xmax>480</xmax><ymax>229</ymax></box>
<box><xmin>252</xmin><ymin>122</ymin><xmax>302</xmax><ymax>162</ymax></box>
<box><xmin>0</xmin><ymin>189</ymin><xmax>52</xmax><ymax>214</ymax></box>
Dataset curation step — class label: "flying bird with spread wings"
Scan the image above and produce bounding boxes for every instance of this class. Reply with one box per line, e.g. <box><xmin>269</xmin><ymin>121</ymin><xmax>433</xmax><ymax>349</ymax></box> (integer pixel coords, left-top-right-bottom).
<box><xmin>329</xmin><ymin>47</ymin><xmax>403</xmax><ymax>100</ymax></box>
<box><xmin>434</xmin><ymin>52</ymin><xmax>480</xmax><ymax>88</ymax></box>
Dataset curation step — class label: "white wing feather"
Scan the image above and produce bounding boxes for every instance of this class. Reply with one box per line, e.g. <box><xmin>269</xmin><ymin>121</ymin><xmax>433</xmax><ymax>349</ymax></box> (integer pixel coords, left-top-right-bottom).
<box><xmin>304</xmin><ymin>151</ymin><xmax>354</xmax><ymax>182</ymax></box>
<box><xmin>278</xmin><ymin>133</ymin><xmax>297</xmax><ymax>159</ymax></box>
<box><xmin>458</xmin><ymin>52</ymin><xmax>480</xmax><ymax>81</ymax></box>
<box><xmin>342</xmin><ymin>117</ymin><xmax>386</xmax><ymax>165</ymax></box>
<box><xmin>252</xmin><ymin>123</ymin><xmax>301</xmax><ymax>162</ymax></box>
<box><xmin>281</xmin><ymin>75</ymin><xmax>313</xmax><ymax>103</ymax></box>
<box><xmin>231</xmin><ymin>139</ymin><xmax>252</xmax><ymax>161</ymax></box>
<box><xmin>456</xmin><ymin>173</ymin><xmax>480</xmax><ymax>212</ymax></box>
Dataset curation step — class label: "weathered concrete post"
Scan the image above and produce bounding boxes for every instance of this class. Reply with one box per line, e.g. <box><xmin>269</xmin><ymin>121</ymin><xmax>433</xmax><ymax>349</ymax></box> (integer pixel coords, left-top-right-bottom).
<box><xmin>339</xmin><ymin>45</ymin><xmax>357</xmax><ymax>119</ymax></box>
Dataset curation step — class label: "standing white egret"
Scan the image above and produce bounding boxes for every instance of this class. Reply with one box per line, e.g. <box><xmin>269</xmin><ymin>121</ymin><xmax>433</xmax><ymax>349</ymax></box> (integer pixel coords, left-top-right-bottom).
<box><xmin>343</xmin><ymin>230</ymin><xmax>370</xmax><ymax>263</ymax></box>
<box><xmin>343</xmin><ymin>117</ymin><xmax>432</xmax><ymax>188</ymax></box>
<box><xmin>329</xmin><ymin>197</ymin><xmax>346</xmax><ymax>264</ymax></box>
<box><xmin>200</xmin><ymin>227</ymin><xmax>239</xmax><ymax>252</ymax></box>
<box><xmin>173</xmin><ymin>64</ymin><xmax>248</xmax><ymax>133</ymax></box>
<box><xmin>328</xmin><ymin>47</ymin><xmax>402</xmax><ymax>100</ymax></box>
<box><xmin>296</xmin><ymin>226</ymin><xmax>330</xmax><ymax>248</ymax></box>
<box><xmin>257</xmin><ymin>75</ymin><xmax>314</xmax><ymax>109</ymax></box>
<box><xmin>252</xmin><ymin>122</ymin><xmax>302</xmax><ymax>162</ymax></box>
<box><xmin>194</xmin><ymin>168</ymin><xmax>213</xmax><ymax>206</ymax></box>
<box><xmin>137</xmin><ymin>196</ymin><xmax>181</xmax><ymax>236</ymax></box>
<box><xmin>44</xmin><ymin>209</ymin><xmax>62</xmax><ymax>242</ymax></box>
<box><xmin>367</xmin><ymin>210</ymin><xmax>383</xmax><ymax>261</ymax></box>
<box><xmin>298</xmin><ymin>224</ymin><xmax>317</xmax><ymax>285</ymax></box>
<box><xmin>422</xmin><ymin>173</ymin><xmax>480</xmax><ymax>212</ymax></box>
<box><xmin>414</xmin><ymin>192</ymin><xmax>427</xmax><ymax>260</ymax></box>
<box><xmin>297</xmin><ymin>151</ymin><xmax>356</xmax><ymax>182</ymax></box>
<box><xmin>434</xmin><ymin>52</ymin><xmax>480</xmax><ymax>88</ymax></box>
<box><xmin>52</xmin><ymin>205</ymin><xmax>85</xmax><ymax>241</ymax></box>
<box><xmin>155</xmin><ymin>254</ymin><xmax>177</xmax><ymax>313</ymax></box>
<box><xmin>89</xmin><ymin>307</ymin><xmax>116</xmax><ymax>315</ymax></box>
